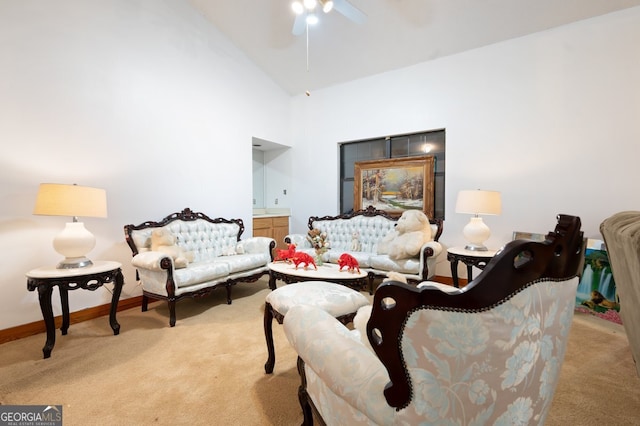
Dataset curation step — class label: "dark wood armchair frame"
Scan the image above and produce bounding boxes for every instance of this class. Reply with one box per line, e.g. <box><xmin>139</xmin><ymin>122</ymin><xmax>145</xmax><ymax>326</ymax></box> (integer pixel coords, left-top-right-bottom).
<box><xmin>296</xmin><ymin>214</ymin><xmax>583</xmax><ymax>424</ymax></box>
<box><xmin>124</xmin><ymin>207</ymin><xmax>275</xmax><ymax>327</ymax></box>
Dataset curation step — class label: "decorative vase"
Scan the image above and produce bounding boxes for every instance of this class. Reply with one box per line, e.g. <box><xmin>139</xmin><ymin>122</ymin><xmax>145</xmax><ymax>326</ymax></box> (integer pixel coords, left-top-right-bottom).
<box><xmin>314</xmin><ymin>249</ymin><xmax>324</xmax><ymax>266</ymax></box>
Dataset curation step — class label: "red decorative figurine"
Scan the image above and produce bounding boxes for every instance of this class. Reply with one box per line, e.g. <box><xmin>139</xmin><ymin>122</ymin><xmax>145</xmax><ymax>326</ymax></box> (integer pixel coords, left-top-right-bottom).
<box><xmin>338</xmin><ymin>253</ymin><xmax>360</xmax><ymax>273</ymax></box>
<box><xmin>292</xmin><ymin>252</ymin><xmax>317</xmax><ymax>270</ymax></box>
<box><xmin>275</xmin><ymin>243</ymin><xmax>297</xmax><ymax>263</ymax></box>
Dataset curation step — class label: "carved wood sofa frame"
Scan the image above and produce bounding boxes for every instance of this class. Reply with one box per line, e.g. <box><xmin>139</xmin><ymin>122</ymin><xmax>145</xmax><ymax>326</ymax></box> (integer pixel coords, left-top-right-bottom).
<box><xmin>287</xmin><ymin>206</ymin><xmax>444</xmax><ymax>290</ymax></box>
<box><xmin>124</xmin><ymin>208</ymin><xmax>275</xmax><ymax>326</ymax></box>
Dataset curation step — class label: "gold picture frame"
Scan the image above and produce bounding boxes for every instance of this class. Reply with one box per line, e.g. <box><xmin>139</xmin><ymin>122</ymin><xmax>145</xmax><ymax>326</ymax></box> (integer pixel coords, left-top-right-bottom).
<box><xmin>354</xmin><ymin>156</ymin><xmax>435</xmax><ymax>217</ymax></box>
<box><xmin>512</xmin><ymin>231</ymin><xmax>547</xmax><ymax>242</ymax></box>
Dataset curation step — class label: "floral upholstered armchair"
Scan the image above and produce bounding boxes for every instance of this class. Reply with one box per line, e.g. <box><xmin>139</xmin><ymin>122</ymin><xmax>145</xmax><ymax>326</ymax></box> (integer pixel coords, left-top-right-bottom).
<box><xmin>284</xmin><ymin>214</ymin><xmax>584</xmax><ymax>425</ymax></box>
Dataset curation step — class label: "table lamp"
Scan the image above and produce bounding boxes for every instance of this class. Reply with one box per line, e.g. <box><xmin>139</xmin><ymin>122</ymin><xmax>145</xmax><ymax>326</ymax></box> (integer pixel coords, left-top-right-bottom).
<box><xmin>455</xmin><ymin>189</ymin><xmax>502</xmax><ymax>251</ymax></box>
<box><xmin>34</xmin><ymin>183</ymin><xmax>108</xmax><ymax>269</ymax></box>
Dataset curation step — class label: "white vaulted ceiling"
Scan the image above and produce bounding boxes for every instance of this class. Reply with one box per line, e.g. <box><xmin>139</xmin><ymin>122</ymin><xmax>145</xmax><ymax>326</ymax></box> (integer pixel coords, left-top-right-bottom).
<box><xmin>188</xmin><ymin>0</ymin><xmax>640</xmax><ymax>96</ymax></box>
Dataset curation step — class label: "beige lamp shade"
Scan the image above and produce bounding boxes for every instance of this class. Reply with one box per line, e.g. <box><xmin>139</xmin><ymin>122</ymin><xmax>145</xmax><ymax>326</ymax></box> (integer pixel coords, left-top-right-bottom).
<box><xmin>455</xmin><ymin>190</ymin><xmax>502</xmax><ymax>216</ymax></box>
<box><xmin>455</xmin><ymin>190</ymin><xmax>502</xmax><ymax>251</ymax></box>
<box><xmin>34</xmin><ymin>183</ymin><xmax>107</xmax><ymax>218</ymax></box>
<box><xmin>33</xmin><ymin>183</ymin><xmax>107</xmax><ymax>269</ymax></box>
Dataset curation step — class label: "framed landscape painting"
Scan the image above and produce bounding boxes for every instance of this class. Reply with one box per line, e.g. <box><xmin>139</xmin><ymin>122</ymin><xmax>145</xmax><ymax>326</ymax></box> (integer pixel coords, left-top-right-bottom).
<box><xmin>354</xmin><ymin>156</ymin><xmax>435</xmax><ymax>217</ymax></box>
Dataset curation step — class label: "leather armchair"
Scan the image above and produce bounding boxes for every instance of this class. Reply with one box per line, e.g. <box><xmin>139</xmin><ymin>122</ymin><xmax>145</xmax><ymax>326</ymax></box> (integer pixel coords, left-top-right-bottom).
<box><xmin>284</xmin><ymin>214</ymin><xmax>584</xmax><ymax>425</ymax></box>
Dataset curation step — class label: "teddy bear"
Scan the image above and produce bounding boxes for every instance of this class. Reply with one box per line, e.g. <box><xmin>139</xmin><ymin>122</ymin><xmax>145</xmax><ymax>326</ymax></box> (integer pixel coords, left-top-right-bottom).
<box><xmin>384</xmin><ymin>270</ymin><xmax>408</xmax><ymax>283</ymax></box>
<box><xmin>150</xmin><ymin>228</ymin><xmax>194</xmax><ymax>269</ymax></box>
<box><xmin>377</xmin><ymin>209</ymin><xmax>432</xmax><ymax>260</ymax></box>
<box><xmin>221</xmin><ymin>243</ymin><xmax>245</xmax><ymax>256</ymax></box>
<box><xmin>353</xmin><ymin>271</ymin><xmax>407</xmax><ymax>353</ymax></box>
<box><xmin>353</xmin><ymin>304</ymin><xmax>374</xmax><ymax>353</ymax></box>
<box><xmin>350</xmin><ymin>231</ymin><xmax>361</xmax><ymax>251</ymax></box>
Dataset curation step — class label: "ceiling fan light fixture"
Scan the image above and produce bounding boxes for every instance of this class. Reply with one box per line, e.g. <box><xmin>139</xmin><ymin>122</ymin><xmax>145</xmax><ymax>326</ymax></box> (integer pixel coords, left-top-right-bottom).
<box><xmin>306</xmin><ymin>13</ymin><xmax>319</xmax><ymax>25</ymax></box>
<box><xmin>320</xmin><ymin>0</ymin><xmax>333</xmax><ymax>13</ymax></box>
<box><xmin>291</xmin><ymin>1</ymin><xmax>304</xmax><ymax>15</ymax></box>
<box><xmin>303</xmin><ymin>0</ymin><xmax>317</xmax><ymax>10</ymax></box>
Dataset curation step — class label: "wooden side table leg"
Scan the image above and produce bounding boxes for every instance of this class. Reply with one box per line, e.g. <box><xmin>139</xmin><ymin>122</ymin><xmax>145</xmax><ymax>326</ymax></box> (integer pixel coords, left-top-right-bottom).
<box><xmin>59</xmin><ymin>286</ymin><xmax>70</xmax><ymax>335</ymax></box>
<box><xmin>264</xmin><ymin>302</ymin><xmax>276</xmax><ymax>374</ymax></box>
<box><xmin>450</xmin><ymin>259</ymin><xmax>460</xmax><ymax>288</ymax></box>
<box><xmin>37</xmin><ymin>284</ymin><xmax>55</xmax><ymax>359</ymax></box>
<box><xmin>109</xmin><ymin>269</ymin><xmax>123</xmax><ymax>335</ymax></box>
<box><xmin>466</xmin><ymin>264</ymin><xmax>474</xmax><ymax>283</ymax></box>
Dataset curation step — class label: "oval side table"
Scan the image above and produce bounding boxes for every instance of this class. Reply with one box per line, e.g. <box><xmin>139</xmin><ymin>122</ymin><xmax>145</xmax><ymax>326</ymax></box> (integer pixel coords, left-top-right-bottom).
<box><xmin>447</xmin><ymin>247</ymin><xmax>497</xmax><ymax>288</ymax></box>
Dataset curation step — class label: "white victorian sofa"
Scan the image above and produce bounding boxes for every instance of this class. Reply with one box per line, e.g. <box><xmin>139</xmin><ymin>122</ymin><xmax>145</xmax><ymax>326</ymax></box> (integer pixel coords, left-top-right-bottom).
<box><xmin>285</xmin><ymin>206</ymin><xmax>443</xmax><ymax>293</ymax></box>
<box><xmin>284</xmin><ymin>214</ymin><xmax>584</xmax><ymax>425</ymax></box>
<box><xmin>124</xmin><ymin>208</ymin><xmax>275</xmax><ymax>326</ymax></box>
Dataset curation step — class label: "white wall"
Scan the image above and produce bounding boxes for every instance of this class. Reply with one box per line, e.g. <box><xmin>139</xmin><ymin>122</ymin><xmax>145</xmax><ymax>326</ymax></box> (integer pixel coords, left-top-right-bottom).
<box><xmin>0</xmin><ymin>0</ymin><xmax>291</xmax><ymax>329</ymax></box>
<box><xmin>252</xmin><ymin>149</ymin><xmax>266</xmax><ymax>208</ymax></box>
<box><xmin>264</xmin><ymin>148</ymin><xmax>292</xmax><ymax>209</ymax></box>
<box><xmin>288</xmin><ymin>7</ymin><xmax>640</xmax><ymax>277</ymax></box>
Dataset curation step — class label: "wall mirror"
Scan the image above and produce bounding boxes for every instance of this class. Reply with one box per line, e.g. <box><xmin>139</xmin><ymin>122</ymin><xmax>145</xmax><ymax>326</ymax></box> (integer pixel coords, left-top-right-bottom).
<box><xmin>252</xmin><ymin>137</ymin><xmax>291</xmax><ymax>210</ymax></box>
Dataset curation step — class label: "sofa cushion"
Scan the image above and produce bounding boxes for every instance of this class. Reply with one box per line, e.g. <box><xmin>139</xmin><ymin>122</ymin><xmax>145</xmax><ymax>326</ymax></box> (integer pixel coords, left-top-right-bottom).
<box><xmin>173</xmin><ymin>261</ymin><xmax>230</xmax><ymax>288</ymax></box>
<box><xmin>368</xmin><ymin>254</ymin><xmax>421</xmax><ymax>274</ymax></box>
<box><xmin>215</xmin><ymin>252</ymin><xmax>271</xmax><ymax>274</ymax></box>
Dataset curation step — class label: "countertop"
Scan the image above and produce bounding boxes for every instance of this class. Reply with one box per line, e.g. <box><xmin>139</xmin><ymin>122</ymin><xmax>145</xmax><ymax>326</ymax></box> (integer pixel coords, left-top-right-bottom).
<box><xmin>253</xmin><ymin>208</ymin><xmax>291</xmax><ymax>218</ymax></box>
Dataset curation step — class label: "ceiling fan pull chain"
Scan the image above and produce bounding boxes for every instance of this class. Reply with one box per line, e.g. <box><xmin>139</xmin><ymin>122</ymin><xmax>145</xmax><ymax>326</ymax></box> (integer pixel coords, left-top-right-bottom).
<box><xmin>306</xmin><ymin>22</ymin><xmax>310</xmax><ymax>72</ymax></box>
<box><xmin>305</xmin><ymin>17</ymin><xmax>312</xmax><ymax>96</ymax></box>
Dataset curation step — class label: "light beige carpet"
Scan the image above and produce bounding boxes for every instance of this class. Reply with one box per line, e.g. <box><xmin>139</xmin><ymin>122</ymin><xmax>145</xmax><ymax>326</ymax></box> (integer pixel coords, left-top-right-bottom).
<box><xmin>0</xmin><ymin>277</ymin><xmax>638</xmax><ymax>425</ymax></box>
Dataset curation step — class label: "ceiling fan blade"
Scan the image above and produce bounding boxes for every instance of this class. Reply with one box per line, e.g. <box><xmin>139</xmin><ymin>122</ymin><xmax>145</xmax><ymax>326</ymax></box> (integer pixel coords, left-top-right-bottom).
<box><xmin>332</xmin><ymin>0</ymin><xmax>367</xmax><ymax>24</ymax></box>
<box><xmin>292</xmin><ymin>13</ymin><xmax>306</xmax><ymax>36</ymax></box>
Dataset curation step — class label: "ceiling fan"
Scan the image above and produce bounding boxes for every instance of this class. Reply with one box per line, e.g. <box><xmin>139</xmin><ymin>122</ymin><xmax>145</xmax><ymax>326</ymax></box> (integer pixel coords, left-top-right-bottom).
<box><xmin>291</xmin><ymin>0</ymin><xmax>367</xmax><ymax>36</ymax></box>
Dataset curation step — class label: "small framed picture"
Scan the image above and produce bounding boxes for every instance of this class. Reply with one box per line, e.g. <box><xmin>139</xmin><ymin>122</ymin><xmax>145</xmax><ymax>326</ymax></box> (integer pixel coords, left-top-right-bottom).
<box><xmin>512</xmin><ymin>231</ymin><xmax>547</xmax><ymax>242</ymax></box>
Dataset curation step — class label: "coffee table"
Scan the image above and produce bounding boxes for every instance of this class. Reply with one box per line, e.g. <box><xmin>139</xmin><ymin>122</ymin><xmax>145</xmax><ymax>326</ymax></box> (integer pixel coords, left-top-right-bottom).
<box><xmin>268</xmin><ymin>261</ymin><xmax>369</xmax><ymax>292</ymax></box>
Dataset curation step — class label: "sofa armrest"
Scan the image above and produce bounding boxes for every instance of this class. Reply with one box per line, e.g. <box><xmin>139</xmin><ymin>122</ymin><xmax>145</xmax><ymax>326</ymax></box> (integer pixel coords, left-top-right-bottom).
<box><xmin>284</xmin><ymin>304</ymin><xmax>393</xmax><ymax>425</ymax></box>
<box><xmin>284</xmin><ymin>233</ymin><xmax>312</xmax><ymax>248</ymax></box>
<box><xmin>131</xmin><ymin>251</ymin><xmax>173</xmax><ymax>271</ymax></box>
<box><xmin>415</xmin><ymin>240</ymin><xmax>443</xmax><ymax>280</ymax></box>
<box><xmin>421</xmin><ymin>240</ymin><xmax>443</xmax><ymax>259</ymax></box>
<box><xmin>241</xmin><ymin>236</ymin><xmax>275</xmax><ymax>257</ymax></box>
<box><xmin>417</xmin><ymin>280</ymin><xmax>461</xmax><ymax>293</ymax></box>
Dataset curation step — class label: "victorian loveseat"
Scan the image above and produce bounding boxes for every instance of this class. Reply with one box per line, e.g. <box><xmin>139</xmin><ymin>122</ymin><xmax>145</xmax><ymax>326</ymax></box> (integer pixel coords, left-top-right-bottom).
<box><xmin>124</xmin><ymin>208</ymin><xmax>275</xmax><ymax>326</ymax></box>
<box><xmin>284</xmin><ymin>214</ymin><xmax>584</xmax><ymax>425</ymax></box>
<box><xmin>285</xmin><ymin>206</ymin><xmax>443</xmax><ymax>291</ymax></box>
